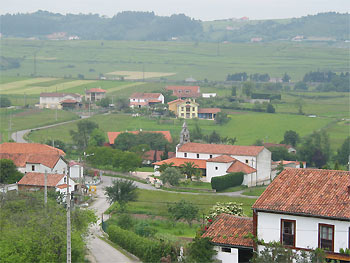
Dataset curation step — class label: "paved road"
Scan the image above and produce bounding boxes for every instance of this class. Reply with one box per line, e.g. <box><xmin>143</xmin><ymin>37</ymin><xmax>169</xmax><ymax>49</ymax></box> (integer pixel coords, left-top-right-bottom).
<box><xmin>86</xmin><ymin>176</ymin><xmax>139</xmax><ymax>263</ymax></box>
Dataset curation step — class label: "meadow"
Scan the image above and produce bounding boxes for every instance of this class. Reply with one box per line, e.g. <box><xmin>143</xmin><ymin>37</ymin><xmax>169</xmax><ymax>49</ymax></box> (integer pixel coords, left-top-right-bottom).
<box><xmin>1</xmin><ymin>38</ymin><xmax>348</xmax><ymax>81</ymax></box>
<box><xmin>27</xmin><ymin>112</ymin><xmax>340</xmax><ymax>149</ymax></box>
<box><xmin>0</xmin><ymin>108</ymin><xmax>79</xmax><ymax>142</ymax></box>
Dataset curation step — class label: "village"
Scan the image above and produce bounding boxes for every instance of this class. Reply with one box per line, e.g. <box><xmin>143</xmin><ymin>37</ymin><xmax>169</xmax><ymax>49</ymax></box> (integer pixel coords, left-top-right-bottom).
<box><xmin>0</xmin><ymin>82</ymin><xmax>349</xmax><ymax>263</ymax></box>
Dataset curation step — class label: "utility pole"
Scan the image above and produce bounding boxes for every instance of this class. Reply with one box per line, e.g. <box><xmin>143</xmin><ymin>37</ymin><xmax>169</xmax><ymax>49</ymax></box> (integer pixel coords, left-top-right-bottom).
<box><xmin>66</xmin><ymin>170</ymin><xmax>71</xmax><ymax>263</ymax></box>
<box><xmin>44</xmin><ymin>170</ymin><xmax>47</xmax><ymax>205</ymax></box>
<box><xmin>78</xmin><ymin>157</ymin><xmax>82</xmax><ymax>202</ymax></box>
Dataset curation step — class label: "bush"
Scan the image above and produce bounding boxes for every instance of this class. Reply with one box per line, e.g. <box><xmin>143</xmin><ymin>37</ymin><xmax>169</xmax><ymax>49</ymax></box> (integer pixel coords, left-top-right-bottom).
<box><xmin>0</xmin><ymin>97</ymin><xmax>11</xmax><ymax>108</ymax></box>
<box><xmin>107</xmin><ymin>225</ymin><xmax>174</xmax><ymax>262</ymax></box>
<box><xmin>115</xmin><ymin>213</ymin><xmax>135</xmax><ymax>230</ymax></box>
<box><xmin>211</xmin><ymin>172</ymin><xmax>244</xmax><ymax>191</ymax></box>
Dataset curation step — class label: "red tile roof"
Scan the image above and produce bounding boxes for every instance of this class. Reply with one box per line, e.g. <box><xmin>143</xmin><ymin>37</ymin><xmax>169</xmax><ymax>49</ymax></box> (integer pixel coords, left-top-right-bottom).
<box><xmin>178</xmin><ymin>142</ymin><xmax>265</xmax><ymax>156</ymax></box>
<box><xmin>0</xmin><ymin>143</ymin><xmax>65</xmax><ymax>156</ymax></box>
<box><xmin>252</xmin><ymin>168</ymin><xmax>350</xmax><ymax>220</ymax></box>
<box><xmin>56</xmin><ymin>184</ymin><xmax>71</xmax><ymax>189</ymax></box>
<box><xmin>86</xmin><ymin>88</ymin><xmax>106</xmax><ymax>93</ymax></box>
<box><xmin>143</xmin><ymin>150</ymin><xmax>175</xmax><ymax>161</ymax></box>
<box><xmin>227</xmin><ymin>160</ymin><xmax>256</xmax><ymax>174</ymax></box>
<box><xmin>167</xmin><ymin>99</ymin><xmax>184</xmax><ymax>105</ymax></box>
<box><xmin>107</xmin><ymin>131</ymin><xmax>172</xmax><ymax>144</ymax></box>
<box><xmin>18</xmin><ymin>172</ymin><xmax>65</xmax><ymax>187</ymax></box>
<box><xmin>153</xmin><ymin>157</ymin><xmax>207</xmax><ymax>169</ymax></box>
<box><xmin>130</xmin><ymin>93</ymin><xmax>162</xmax><ymax>99</ymax></box>
<box><xmin>60</xmin><ymin>99</ymin><xmax>77</xmax><ymax>104</ymax></box>
<box><xmin>129</xmin><ymin>101</ymin><xmax>148</xmax><ymax>106</ymax></box>
<box><xmin>207</xmin><ymin>155</ymin><xmax>235</xmax><ymax>163</ymax></box>
<box><xmin>166</xmin><ymin>86</ymin><xmax>200</xmax><ymax>98</ymax></box>
<box><xmin>198</xmin><ymin>108</ymin><xmax>221</xmax><ymax>114</ymax></box>
<box><xmin>202</xmin><ymin>214</ymin><xmax>253</xmax><ymax>248</ymax></box>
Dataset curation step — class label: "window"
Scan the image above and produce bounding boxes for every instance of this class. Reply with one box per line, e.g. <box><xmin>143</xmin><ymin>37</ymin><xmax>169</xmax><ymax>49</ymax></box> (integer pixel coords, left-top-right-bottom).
<box><xmin>245</xmin><ymin>159</ymin><xmax>249</xmax><ymax>164</ymax></box>
<box><xmin>281</xmin><ymin>219</ymin><xmax>296</xmax><ymax>247</ymax></box>
<box><xmin>184</xmin><ymin>153</ymin><xmax>187</xmax><ymax>157</ymax></box>
<box><xmin>185</xmin><ymin>90</ymin><xmax>190</xmax><ymax>94</ymax></box>
<box><xmin>319</xmin><ymin>224</ymin><xmax>334</xmax><ymax>251</ymax></box>
<box><xmin>64</xmin><ymin>177</ymin><xmax>67</xmax><ymax>183</ymax></box>
<box><xmin>210</xmin><ymin>155</ymin><xmax>213</xmax><ymax>158</ymax></box>
<box><xmin>197</xmin><ymin>154</ymin><xmax>199</xmax><ymax>158</ymax></box>
<box><xmin>31</xmin><ymin>165</ymin><xmax>35</xmax><ymax>171</ymax></box>
<box><xmin>192</xmin><ymin>107</ymin><xmax>195</xmax><ymax>111</ymax></box>
<box><xmin>192</xmin><ymin>113</ymin><xmax>195</xmax><ymax>117</ymax></box>
<box><xmin>181</xmin><ymin>107</ymin><xmax>184</xmax><ymax>111</ymax></box>
<box><xmin>221</xmin><ymin>247</ymin><xmax>231</xmax><ymax>253</ymax></box>
<box><xmin>215</xmin><ymin>167</ymin><xmax>218</xmax><ymax>170</ymax></box>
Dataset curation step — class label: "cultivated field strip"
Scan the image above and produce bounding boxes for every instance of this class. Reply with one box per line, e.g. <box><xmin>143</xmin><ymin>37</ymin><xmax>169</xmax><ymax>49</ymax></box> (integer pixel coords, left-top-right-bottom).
<box><xmin>0</xmin><ymin>78</ymin><xmax>58</xmax><ymax>93</ymax></box>
<box><xmin>106</xmin><ymin>71</ymin><xmax>176</xmax><ymax>80</ymax></box>
<box><xmin>106</xmin><ymin>82</ymin><xmax>145</xmax><ymax>93</ymax></box>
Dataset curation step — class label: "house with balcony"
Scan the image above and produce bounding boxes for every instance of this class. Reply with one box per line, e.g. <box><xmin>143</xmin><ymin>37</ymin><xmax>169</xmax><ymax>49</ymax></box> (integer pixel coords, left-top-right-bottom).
<box><xmin>85</xmin><ymin>88</ymin><xmax>106</xmax><ymax>102</ymax></box>
<box><xmin>129</xmin><ymin>92</ymin><xmax>164</xmax><ymax>108</ymax></box>
<box><xmin>166</xmin><ymin>85</ymin><xmax>201</xmax><ymax>99</ymax></box>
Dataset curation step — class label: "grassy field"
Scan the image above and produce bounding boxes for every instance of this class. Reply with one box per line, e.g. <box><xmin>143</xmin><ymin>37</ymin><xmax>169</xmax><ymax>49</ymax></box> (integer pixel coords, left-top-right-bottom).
<box><xmin>124</xmin><ymin>189</ymin><xmax>257</xmax><ymax>217</ymax></box>
<box><xmin>27</xmin><ymin>111</ymin><xmax>337</xmax><ymax>148</ymax></box>
<box><xmin>0</xmin><ymin>108</ymin><xmax>79</xmax><ymax>142</ymax></box>
<box><xmin>1</xmin><ymin>39</ymin><xmax>348</xmax><ymax>81</ymax></box>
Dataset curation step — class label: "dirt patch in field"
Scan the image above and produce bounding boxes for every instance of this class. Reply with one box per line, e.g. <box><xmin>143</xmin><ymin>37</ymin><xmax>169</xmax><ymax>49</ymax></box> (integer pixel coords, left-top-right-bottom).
<box><xmin>13</xmin><ymin>109</ymin><xmax>41</xmax><ymax>117</ymax></box>
<box><xmin>106</xmin><ymin>71</ymin><xmax>176</xmax><ymax>80</ymax></box>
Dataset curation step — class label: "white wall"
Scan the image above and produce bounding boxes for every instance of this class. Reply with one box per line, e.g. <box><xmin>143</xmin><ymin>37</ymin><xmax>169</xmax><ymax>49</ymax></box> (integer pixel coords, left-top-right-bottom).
<box><xmin>206</xmin><ymin>162</ymin><xmax>232</xmax><ymax>182</ymax></box>
<box><xmin>56</xmin><ymin>176</ymin><xmax>76</xmax><ymax>194</ymax></box>
<box><xmin>214</xmin><ymin>246</ymin><xmax>239</xmax><ymax>263</ymax></box>
<box><xmin>25</xmin><ymin>158</ymin><xmax>67</xmax><ymax>175</ymax></box>
<box><xmin>70</xmin><ymin>164</ymin><xmax>83</xmax><ymax>179</ymax></box>
<box><xmin>257</xmin><ymin>212</ymin><xmax>350</xmax><ymax>253</ymax></box>
<box><xmin>256</xmin><ymin>148</ymin><xmax>271</xmax><ymax>185</ymax></box>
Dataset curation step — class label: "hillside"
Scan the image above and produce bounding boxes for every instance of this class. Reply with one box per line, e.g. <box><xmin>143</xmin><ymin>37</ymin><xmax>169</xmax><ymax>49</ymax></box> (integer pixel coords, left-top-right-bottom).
<box><xmin>0</xmin><ymin>11</ymin><xmax>348</xmax><ymax>42</ymax></box>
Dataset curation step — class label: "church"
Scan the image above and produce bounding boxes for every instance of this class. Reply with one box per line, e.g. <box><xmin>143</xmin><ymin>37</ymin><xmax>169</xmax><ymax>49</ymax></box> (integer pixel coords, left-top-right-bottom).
<box><xmin>153</xmin><ymin>122</ymin><xmax>272</xmax><ymax>187</ymax></box>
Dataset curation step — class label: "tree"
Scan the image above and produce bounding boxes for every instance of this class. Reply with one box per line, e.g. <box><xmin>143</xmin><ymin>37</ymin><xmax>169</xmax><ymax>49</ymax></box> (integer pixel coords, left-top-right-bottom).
<box><xmin>119</xmin><ymin>152</ymin><xmax>142</xmax><ymax>172</ymax></box>
<box><xmin>0</xmin><ymin>97</ymin><xmax>11</xmax><ymax>108</ymax></box>
<box><xmin>97</xmin><ymin>97</ymin><xmax>111</xmax><ymax>108</ymax></box>
<box><xmin>282</xmin><ymin>73</ymin><xmax>291</xmax><ymax>83</ymax></box>
<box><xmin>231</xmin><ymin>86</ymin><xmax>237</xmax><ymax>96</ymax></box>
<box><xmin>70</xmin><ymin>120</ymin><xmax>99</xmax><ymax>150</ymax></box>
<box><xmin>168</xmin><ymin>200</ymin><xmax>199</xmax><ymax>226</ymax></box>
<box><xmin>206</xmin><ymin>202</ymin><xmax>244</xmax><ymax>221</ymax></box>
<box><xmin>186</xmin><ymin>236</ymin><xmax>217</xmax><ymax>263</ymax></box>
<box><xmin>156</xmin><ymin>162</ymin><xmax>174</xmax><ymax>174</ymax></box>
<box><xmin>88</xmin><ymin>128</ymin><xmax>106</xmax><ymax>147</ymax></box>
<box><xmin>282</xmin><ymin>130</ymin><xmax>299</xmax><ymax>147</ymax></box>
<box><xmin>253</xmin><ymin>139</ymin><xmax>264</xmax><ymax>146</ymax></box>
<box><xmin>130</xmin><ymin>144</ymin><xmax>150</xmax><ymax>158</ymax></box>
<box><xmin>113</xmin><ymin>133</ymin><xmax>138</xmax><ymax>151</ymax></box>
<box><xmin>160</xmin><ymin>167</ymin><xmax>182</xmax><ymax>186</ymax></box>
<box><xmin>0</xmin><ymin>159</ymin><xmax>23</xmax><ymax>184</ymax></box>
<box><xmin>45</xmin><ymin>139</ymin><xmax>67</xmax><ymax>153</ymax></box>
<box><xmin>208</xmin><ymin>130</ymin><xmax>221</xmax><ymax>143</ymax></box>
<box><xmin>215</xmin><ymin>112</ymin><xmax>230</xmax><ymax>125</ymax></box>
<box><xmin>104</xmin><ymin>179</ymin><xmax>138</xmax><ymax>210</ymax></box>
<box><xmin>266</xmin><ymin>103</ymin><xmax>275</xmax><ymax>113</ymax></box>
<box><xmin>180</xmin><ymin>161</ymin><xmax>199</xmax><ymax>180</ymax></box>
<box><xmin>294</xmin><ymin>81</ymin><xmax>308</xmax><ymax>91</ymax></box>
<box><xmin>191</xmin><ymin>122</ymin><xmax>203</xmax><ymax>140</ymax></box>
<box><xmin>335</xmin><ymin>136</ymin><xmax>350</xmax><ymax>165</ymax></box>
<box><xmin>268</xmin><ymin>147</ymin><xmax>296</xmax><ymax>162</ymax></box>
<box><xmin>115</xmin><ymin>98</ymin><xmax>129</xmax><ymax>111</ymax></box>
<box><xmin>160</xmin><ymin>145</ymin><xmax>169</xmax><ymax>160</ymax></box>
<box><xmin>242</xmin><ymin>82</ymin><xmax>254</xmax><ymax>97</ymax></box>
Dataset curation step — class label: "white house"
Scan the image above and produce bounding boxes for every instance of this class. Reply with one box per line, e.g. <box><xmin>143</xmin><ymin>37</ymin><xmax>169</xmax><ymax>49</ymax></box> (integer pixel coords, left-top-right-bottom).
<box><xmin>69</xmin><ymin>161</ymin><xmax>84</xmax><ymax>180</ymax></box>
<box><xmin>202</xmin><ymin>214</ymin><xmax>254</xmax><ymax>263</ymax></box>
<box><xmin>153</xmin><ymin>123</ymin><xmax>271</xmax><ymax>186</ymax></box>
<box><xmin>252</xmin><ymin>168</ymin><xmax>350</xmax><ymax>262</ymax></box>
<box><xmin>39</xmin><ymin>92</ymin><xmax>82</xmax><ymax>109</ymax></box>
<box><xmin>129</xmin><ymin>92</ymin><xmax>164</xmax><ymax>108</ymax></box>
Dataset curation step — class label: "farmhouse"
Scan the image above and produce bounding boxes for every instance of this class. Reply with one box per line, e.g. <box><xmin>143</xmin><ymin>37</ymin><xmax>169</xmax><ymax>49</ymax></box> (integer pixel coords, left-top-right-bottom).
<box><xmin>175</xmin><ymin>99</ymin><xmax>199</xmax><ymax>119</ymax></box>
<box><xmin>18</xmin><ymin>172</ymin><xmax>76</xmax><ymax>195</ymax></box>
<box><xmin>154</xmin><ymin>123</ymin><xmax>271</xmax><ymax>186</ymax></box>
<box><xmin>202</xmin><ymin>214</ymin><xmax>254</xmax><ymax>263</ymax></box>
<box><xmin>252</xmin><ymin>168</ymin><xmax>350</xmax><ymax>262</ymax></box>
<box><xmin>0</xmin><ymin>143</ymin><xmax>67</xmax><ymax>174</ymax></box>
<box><xmin>198</xmin><ymin>108</ymin><xmax>221</xmax><ymax>120</ymax></box>
<box><xmin>107</xmin><ymin>130</ymin><xmax>172</xmax><ymax>145</ymax></box>
<box><xmin>39</xmin><ymin>92</ymin><xmax>82</xmax><ymax>109</ymax></box>
<box><xmin>166</xmin><ymin>85</ymin><xmax>201</xmax><ymax>99</ymax></box>
<box><xmin>129</xmin><ymin>92</ymin><xmax>164</xmax><ymax>108</ymax></box>
<box><xmin>85</xmin><ymin>88</ymin><xmax>106</xmax><ymax>102</ymax></box>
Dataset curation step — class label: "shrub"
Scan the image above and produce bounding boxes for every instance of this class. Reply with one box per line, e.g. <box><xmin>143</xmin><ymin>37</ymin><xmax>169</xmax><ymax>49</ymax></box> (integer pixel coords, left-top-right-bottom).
<box><xmin>115</xmin><ymin>213</ymin><xmax>135</xmax><ymax>230</ymax></box>
<box><xmin>211</xmin><ymin>172</ymin><xmax>244</xmax><ymax>191</ymax></box>
<box><xmin>134</xmin><ymin>221</ymin><xmax>157</xmax><ymax>237</ymax></box>
<box><xmin>107</xmin><ymin>225</ymin><xmax>174</xmax><ymax>262</ymax></box>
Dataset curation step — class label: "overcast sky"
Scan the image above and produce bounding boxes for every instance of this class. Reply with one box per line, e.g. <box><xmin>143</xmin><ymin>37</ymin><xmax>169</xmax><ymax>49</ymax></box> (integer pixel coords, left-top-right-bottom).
<box><xmin>1</xmin><ymin>0</ymin><xmax>348</xmax><ymax>20</ymax></box>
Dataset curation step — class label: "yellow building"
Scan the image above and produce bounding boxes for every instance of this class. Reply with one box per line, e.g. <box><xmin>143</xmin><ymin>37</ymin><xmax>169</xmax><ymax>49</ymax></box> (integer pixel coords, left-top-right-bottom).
<box><xmin>167</xmin><ymin>99</ymin><xmax>184</xmax><ymax>115</ymax></box>
<box><xmin>177</xmin><ymin>100</ymin><xmax>199</xmax><ymax>119</ymax></box>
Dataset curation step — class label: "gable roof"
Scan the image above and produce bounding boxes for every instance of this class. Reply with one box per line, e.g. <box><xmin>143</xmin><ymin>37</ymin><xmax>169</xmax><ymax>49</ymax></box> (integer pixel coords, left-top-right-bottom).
<box><xmin>40</xmin><ymin>92</ymin><xmax>81</xmax><ymax>98</ymax></box>
<box><xmin>198</xmin><ymin>108</ymin><xmax>221</xmax><ymax>114</ymax></box>
<box><xmin>178</xmin><ymin>142</ymin><xmax>265</xmax><ymax>156</ymax></box>
<box><xmin>167</xmin><ymin>99</ymin><xmax>184</xmax><ymax>105</ymax></box>
<box><xmin>86</xmin><ymin>88</ymin><xmax>106</xmax><ymax>93</ymax></box>
<box><xmin>0</xmin><ymin>143</ymin><xmax>65</xmax><ymax>156</ymax></box>
<box><xmin>227</xmin><ymin>160</ymin><xmax>256</xmax><ymax>174</ymax></box>
<box><xmin>18</xmin><ymin>172</ymin><xmax>65</xmax><ymax>187</ymax></box>
<box><xmin>153</xmin><ymin>157</ymin><xmax>207</xmax><ymax>169</ymax></box>
<box><xmin>107</xmin><ymin>131</ymin><xmax>172</xmax><ymax>144</ymax></box>
<box><xmin>166</xmin><ymin>86</ymin><xmax>200</xmax><ymax>98</ymax></box>
<box><xmin>202</xmin><ymin>214</ymin><xmax>253</xmax><ymax>248</ymax></box>
<box><xmin>252</xmin><ymin>168</ymin><xmax>350</xmax><ymax>220</ymax></box>
<box><xmin>130</xmin><ymin>93</ymin><xmax>162</xmax><ymax>99</ymax></box>
<box><xmin>207</xmin><ymin>155</ymin><xmax>235</xmax><ymax>163</ymax></box>
<box><xmin>143</xmin><ymin>150</ymin><xmax>175</xmax><ymax>162</ymax></box>
<box><xmin>0</xmin><ymin>153</ymin><xmax>62</xmax><ymax>168</ymax></box>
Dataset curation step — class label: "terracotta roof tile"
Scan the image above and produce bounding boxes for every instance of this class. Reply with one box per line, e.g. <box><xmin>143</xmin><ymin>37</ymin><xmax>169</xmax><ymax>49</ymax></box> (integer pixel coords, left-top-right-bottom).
<box><xmin>86</xmin><ymin>88</ymin><xmax>106</xmax><ymax>93</ymax></box>
<box><xmin>153</xmin><ymin>157</ymin><xmax>206</xmax><ymax>169</ymax></box>
<box><xmin>167</xmin><ymin>99</ymin><xmax>184</xmax><ymax>105</ymax></box>
<box><xmin>60</xmin><ymin>99</ymin><xmax>77</xmax><ymax>104</ymax></box>
<box><xmin>143</xmin><ymin>150</ymin><xmax>175</xmax><ymax>161</ymax></box>
<box><xmin>252</xmin><ymin>168</ymin><xmax>350</xmax><ymax>220</ymax></box>
<box><xmin>166</xmin><ymin>86</ymin><xmax>200</xmax><ymax>98</ymax></box>
<box><xmin>130</xmin><ymin>93</ymin><xmax>162</xmax><ymax>99</ymax></box>
<box><xmin>227</xmin><ymin>160</ymin><xmax>256</xmax><ymax>174</ymax></box>
<box><xmin>207</xmin><ymin>155</ymin><xmax>235</xmax><ymax>163</ymax></box>
<box><xmin>178</xmin><ymin>142</ymin><xmax>265</xmax><ymax>156</ymax></box>
<box><xmin>0</xmin><ymin>143</ymin><xmax>65</xmax><ymax>156</ymax></box>
<box><xmin>107</xmin><ymin>131</ymin><xmax>172</xmax><ymax>144</ymax></box>
<box><xmin>202</xmin><ymin>214</ymin><xmax>253</xmax><ymax>248</ymax></box>
<box><xmin>198</xmin><ymin>108</ymin><xmax>221</xmax><ymax>114</ymax></box>
<box><xmin>18</xmin><ymin>172</ymin><xmax>65</xmax><ymax>187</ymax></box>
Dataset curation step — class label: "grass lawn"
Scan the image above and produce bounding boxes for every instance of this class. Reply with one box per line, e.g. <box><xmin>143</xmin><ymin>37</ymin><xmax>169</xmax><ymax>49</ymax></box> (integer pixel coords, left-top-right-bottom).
<box><xmin>136</xmin><ymin>167</ymin><xmax>154</xmax><ymax>172</ymax></box>
<box><xmin>0</xmin><ymin>108</ymin><xmax>79</xmax><ymax>142</ymax></box>
<box><xmin>242</xmin><ymin>186</ymin><xmax>267</xmax><ymax>196</ymax></box>
<box><xmin>125</xmin><ymin>189</ymin><xmax>257</xmax><ymax>217</ymax></box>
